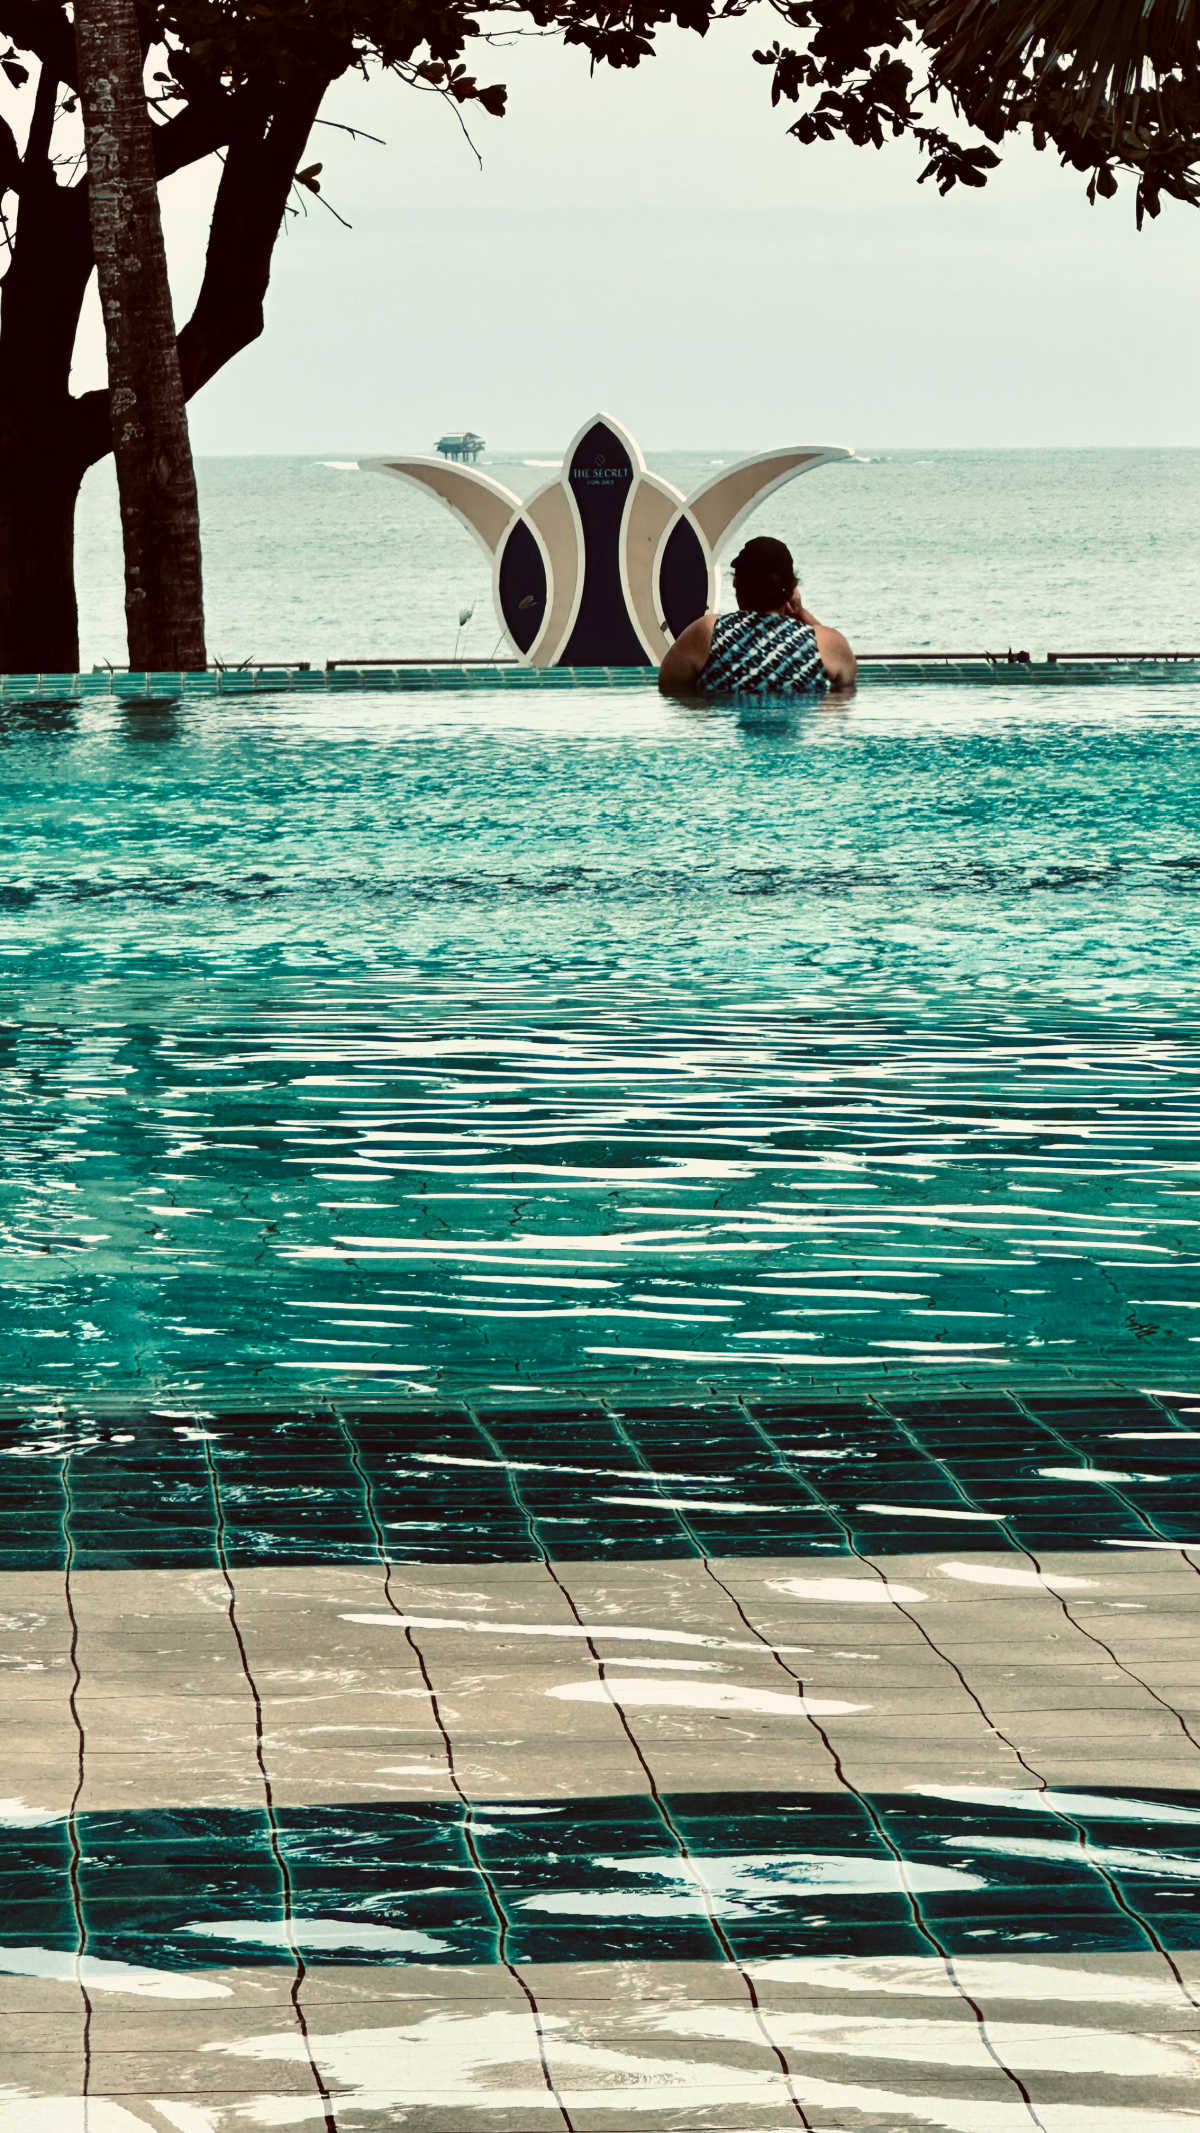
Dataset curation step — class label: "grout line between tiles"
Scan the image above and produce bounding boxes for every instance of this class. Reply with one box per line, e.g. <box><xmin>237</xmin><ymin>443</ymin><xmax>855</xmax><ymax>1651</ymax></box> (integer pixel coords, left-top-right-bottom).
<box><xmin>469</xmin><ymin>1407</ymin><xmax>819</xmax><ymax>2131</ymax></box>
<box><xmin>333</xmin><ymin>1408</ymin><xmax>578</xmax><ymax>2133</ymax></box>
<box><xmin>1017</xmin><ymin>1391</ymin><xmax>1200</xmax><ymax>1577</ymax></box>
<box><xmin>865</xmin><ymin>1393</ymin><xmax>1200</xmax><ymax>2010</ymax></box>
<box><xmin>601</xmin><ymin>1398</ymin><xmax>1047</xmax><ymax>2129</ymax></box>
<box><xmin>59</xmin><ymin>1448</ymin><xmax>93</xmax><ymax>2104</ymax></box>
<box><xmin>867</xmin><ymin>1392</ymin><xmax>1200</xmax><ymax>1758</ymax></box>
<box><xmin>201</xmin><ymin>1433</ymin><xmax>340</xmax><ymax>2133</ymax></box>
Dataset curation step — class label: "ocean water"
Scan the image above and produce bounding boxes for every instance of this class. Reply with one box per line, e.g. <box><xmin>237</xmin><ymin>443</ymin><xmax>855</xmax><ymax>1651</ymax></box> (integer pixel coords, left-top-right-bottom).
<box><xmin>2</xmin><ymin>675</ymin><xmax>1199</xmax><ymax>1410</ymax></box>
<box><xmin>74</xmin><ymin>448</ymin><xmax>1200</xmax><ymax>667</ymax></box>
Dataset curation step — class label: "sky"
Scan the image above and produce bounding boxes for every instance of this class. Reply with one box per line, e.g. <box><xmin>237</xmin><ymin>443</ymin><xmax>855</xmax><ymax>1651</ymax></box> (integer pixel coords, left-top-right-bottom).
<box><xmin>73</xmin><ymin>16</ymin><xmax>1200</xmax><ymax>453</ymax></box>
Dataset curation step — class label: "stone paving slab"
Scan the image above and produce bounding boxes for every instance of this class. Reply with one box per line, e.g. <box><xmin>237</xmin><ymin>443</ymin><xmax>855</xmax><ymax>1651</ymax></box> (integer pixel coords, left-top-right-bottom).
<box><xmin>3</xmin><ymin>1956</ymin><xmax>1200</xmax><ymax>2130</ymax></box>
<box><xmin>5</xmin><ymin>1552</ymin><xmax>1200</xmax><ymax>1811</ymax></box>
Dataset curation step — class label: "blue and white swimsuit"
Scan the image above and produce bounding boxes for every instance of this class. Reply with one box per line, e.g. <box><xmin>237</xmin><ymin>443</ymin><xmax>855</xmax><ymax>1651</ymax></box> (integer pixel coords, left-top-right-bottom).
<box><xmin>697</xmin><ymin>611</ymin><xmax>826</xmax><ymax>697</ymax></box>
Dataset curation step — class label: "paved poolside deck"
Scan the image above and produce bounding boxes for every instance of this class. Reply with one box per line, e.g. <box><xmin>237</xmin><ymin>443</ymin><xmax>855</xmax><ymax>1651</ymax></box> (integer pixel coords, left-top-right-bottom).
<box><xmin>5</xmin><ymin>1388</ymin><xmax>1200</xmax><ymax>2130</ymax></box>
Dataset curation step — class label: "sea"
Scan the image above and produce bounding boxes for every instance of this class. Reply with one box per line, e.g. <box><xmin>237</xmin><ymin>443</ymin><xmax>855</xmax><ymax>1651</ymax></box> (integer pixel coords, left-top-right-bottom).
<box><xmin>74</xmin><ymin>448</ymin><xmax>1200</xmax><ymax>667</ymax></box>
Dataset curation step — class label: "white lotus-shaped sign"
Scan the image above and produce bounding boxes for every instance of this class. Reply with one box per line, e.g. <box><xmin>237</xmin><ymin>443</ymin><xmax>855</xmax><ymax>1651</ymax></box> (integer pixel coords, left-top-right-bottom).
<box><xmin>362</xmin><ymin>413</ymin><xmax>850</xmax><ymax>667</ymax></box>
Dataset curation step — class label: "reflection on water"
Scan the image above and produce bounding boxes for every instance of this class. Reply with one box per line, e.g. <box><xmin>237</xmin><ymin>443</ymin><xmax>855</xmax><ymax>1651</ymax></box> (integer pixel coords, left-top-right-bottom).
<box><xmin>3</xmin><ymin>1390</ymin><xmax>1199</xmax><ymax>1568</ymax></box>
<box><xmin>6</xmin><ymin>1788</ymin><xmax>1200</xmax><ymax>1968</ymax></box>
<box><xmin>5</xmin><ymin>999</ymin><xmax>1200</xmax><ymax>1403</ymax></box>
<box><xmin>0</xmin><ymin>682</ymin><xmax>1199</xmax><ymax>1408</ymax></box>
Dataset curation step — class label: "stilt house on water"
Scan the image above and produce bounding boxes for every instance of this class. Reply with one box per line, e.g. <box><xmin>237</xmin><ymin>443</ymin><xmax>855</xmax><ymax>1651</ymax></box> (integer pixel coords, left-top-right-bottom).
<box><xmin>435</xmin><ymin>431</ymin><xmax>485</xmax><ymax>462</ymax></box>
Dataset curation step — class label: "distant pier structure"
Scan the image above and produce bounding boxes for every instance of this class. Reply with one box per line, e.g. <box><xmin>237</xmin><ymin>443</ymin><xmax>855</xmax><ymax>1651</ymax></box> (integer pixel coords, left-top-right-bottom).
<box><xmin>435</xmin><ymin>430</ymin><xmax>485</xmax><ymax>463</ymax></box>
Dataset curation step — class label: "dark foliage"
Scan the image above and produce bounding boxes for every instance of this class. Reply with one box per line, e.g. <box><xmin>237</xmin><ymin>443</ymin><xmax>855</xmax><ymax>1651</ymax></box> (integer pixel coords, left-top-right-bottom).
<box><xmin>747</xmin><ymin>0</ymin><xmax>1200</xmax><ymax>224</ymax></box>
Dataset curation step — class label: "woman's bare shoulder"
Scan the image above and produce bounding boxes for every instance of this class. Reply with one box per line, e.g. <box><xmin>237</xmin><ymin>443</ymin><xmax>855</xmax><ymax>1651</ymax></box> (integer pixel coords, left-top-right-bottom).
<box><xmin>658</xmin><ymin>611</ymin><xmax>717</xmax><ymax>694</ymax></box>
<box><xmin>677</xmin><ymin>611</ymin><xmax>718</xmax><ymax>650</ymax></box>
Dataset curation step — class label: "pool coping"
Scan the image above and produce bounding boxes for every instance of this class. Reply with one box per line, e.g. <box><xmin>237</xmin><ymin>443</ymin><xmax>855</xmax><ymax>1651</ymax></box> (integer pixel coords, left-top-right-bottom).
<box><xmin>2</xmin><ymin>656</ymin><xmax>1200</xmax><ymax>699</ymax></box>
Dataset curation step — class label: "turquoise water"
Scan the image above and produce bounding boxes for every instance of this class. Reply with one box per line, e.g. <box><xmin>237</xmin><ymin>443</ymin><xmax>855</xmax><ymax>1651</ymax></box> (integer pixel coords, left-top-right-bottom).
<box><xmin>74</xmin><ymin>449</ymin><xmax>1200</xmax><ymax>667</ymax></box>
<box><xmin>11</xmin><ymin>1785</ymin><xmax>1200</xmax><ymax>1963</ymax></box>
<box><xmin>4</xmin><ymin>677</ymin><xmax>1200</xmax><ymax>1409</ymax></box>
<box><xmin>7</xmin><ymin>649</ymin><xmax>1200</xmax><ymax>2131</ymax></box>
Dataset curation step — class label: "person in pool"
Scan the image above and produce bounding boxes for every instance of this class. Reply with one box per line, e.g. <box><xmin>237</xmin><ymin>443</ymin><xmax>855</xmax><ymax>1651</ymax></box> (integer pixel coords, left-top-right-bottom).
<box><xmin>658</xmin><ymin>535</ymin><xmax>856</xmax><ymax>697</ymax></box>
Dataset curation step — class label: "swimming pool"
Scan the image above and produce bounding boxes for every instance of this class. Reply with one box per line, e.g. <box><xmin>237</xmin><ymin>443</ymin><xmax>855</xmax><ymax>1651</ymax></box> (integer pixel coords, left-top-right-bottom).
<box><xmin>3</xmin><ymin>676</ymin><xmax>1199</xmax><ymax>1411</ymax></box>
<box><xmin>7</xmin><ymin>675</ymin><xmax>1200</xmax><ymax>2132</ymax></box>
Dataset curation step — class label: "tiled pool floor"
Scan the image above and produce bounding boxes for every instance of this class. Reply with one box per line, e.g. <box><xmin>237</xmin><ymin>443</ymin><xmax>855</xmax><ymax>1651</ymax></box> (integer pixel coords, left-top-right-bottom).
<box><xmin>4</xmin><ymin>1391</ymin><xmax>1200</xmax><ymax>2129</ymax></box>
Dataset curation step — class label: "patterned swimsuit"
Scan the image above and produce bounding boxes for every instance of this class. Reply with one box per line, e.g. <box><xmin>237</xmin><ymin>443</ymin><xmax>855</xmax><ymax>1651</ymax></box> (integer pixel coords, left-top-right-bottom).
<box><xmin>696</xmin><ymin>611</ymin><xmax>826</xmax><ymax>697</ymax></box>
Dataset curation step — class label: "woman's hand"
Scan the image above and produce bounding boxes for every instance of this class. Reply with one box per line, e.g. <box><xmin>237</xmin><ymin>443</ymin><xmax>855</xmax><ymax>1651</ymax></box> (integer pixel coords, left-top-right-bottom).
<box><xmin>786</xmin><ymin>587</ymin><xmax>856</xmax><ymax>688</ymax></box>
<box><xmin>786</xmin><ymin>589</ymin><xmax>820</xmax><ymax>629</ymax></box>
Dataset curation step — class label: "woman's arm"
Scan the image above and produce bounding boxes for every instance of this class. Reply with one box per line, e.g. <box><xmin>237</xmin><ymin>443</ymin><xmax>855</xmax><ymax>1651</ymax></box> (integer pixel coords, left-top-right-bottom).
<box><xmin>658</xmin><ymin>612</ymin><xmax>716</xmax><ymax>696</ymax></box>
<box><xmin>793</xmin><ymin>598</ymin><xmax>857</xmax><ymax>690</ymax></box>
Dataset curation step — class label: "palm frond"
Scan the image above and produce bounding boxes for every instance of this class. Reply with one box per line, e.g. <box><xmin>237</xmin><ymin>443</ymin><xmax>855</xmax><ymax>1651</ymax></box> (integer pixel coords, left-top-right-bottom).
<box><xmin>922</xmin><ymin>0</ymin><xmax>1200</xmax><ymax>112</ymax></box>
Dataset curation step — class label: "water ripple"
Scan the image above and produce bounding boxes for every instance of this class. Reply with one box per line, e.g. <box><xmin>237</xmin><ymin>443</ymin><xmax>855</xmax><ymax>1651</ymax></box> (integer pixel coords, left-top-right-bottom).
<box><xmin>0</xmin><ymin>686</ymin><xmax>1197</xmax><ymax>1404</ymax></box>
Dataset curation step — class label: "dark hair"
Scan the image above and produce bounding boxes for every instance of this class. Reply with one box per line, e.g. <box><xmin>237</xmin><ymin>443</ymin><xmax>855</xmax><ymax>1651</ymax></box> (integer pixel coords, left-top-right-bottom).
<box><xmin>731</xmin><ymin>536</ymin><xmax>797</xmax><ymax>614</ymax></box>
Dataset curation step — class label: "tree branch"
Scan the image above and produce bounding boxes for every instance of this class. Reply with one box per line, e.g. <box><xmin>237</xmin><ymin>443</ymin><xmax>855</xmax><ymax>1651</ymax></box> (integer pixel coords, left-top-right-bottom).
<box><xmin>176</xmin><ymin>73</ymin><xmax>329</xmax><ymax>392</ymax></box>
<box><xmin>152</xmin><ymin>92</ymin><xmax>235</xmax><ymax>177</ymax></box>
<box><xmin>0</xmin><ymin>53</ymin><xmax>92</xmax><ymax>418</ymax></box>
<box><xmin>70</xmin><ymin>68</ymin><xmax>331</xmax><ymax>467</ymax></box>
<box><xmin>23</xmin><ymin>38</ymin><xmax>57</xmax><ymax>166</ymax></box>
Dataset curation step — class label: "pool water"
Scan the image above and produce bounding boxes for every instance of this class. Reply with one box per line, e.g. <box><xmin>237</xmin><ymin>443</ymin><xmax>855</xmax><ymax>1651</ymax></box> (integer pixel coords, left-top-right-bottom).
<box><xmin>6</xmin><ymin>677</ymin><xmax>1200</xmax><ymax>2133</ymax></box>
<box><xmin>3</xmin><ymin>678</ymin><xmax>1199</xmax><ymax>1409</ymax></box>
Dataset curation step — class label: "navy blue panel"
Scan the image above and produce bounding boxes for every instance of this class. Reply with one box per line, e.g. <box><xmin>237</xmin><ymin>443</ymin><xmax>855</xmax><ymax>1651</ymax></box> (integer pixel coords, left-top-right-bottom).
<box><xmin>497</xmin><ymin>516</ymin><xmax>547</xmax><ymax>654</ymax></box>
<box><xmin>658</xmin><ymin>515</ymin><xmax>710</xmax><ymax>639</ymax></box>
<box><xmin>561</xmin><ymin>421</ymin><xmax>650</xmax><ymax>667</ymax></box>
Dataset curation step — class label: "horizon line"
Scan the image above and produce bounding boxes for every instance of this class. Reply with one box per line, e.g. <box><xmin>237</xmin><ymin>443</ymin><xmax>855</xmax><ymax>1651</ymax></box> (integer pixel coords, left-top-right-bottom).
<box><xmin>174</xmin><ymin>441</ymin><xmax>1200</xmax><ymax>460</ymax></box>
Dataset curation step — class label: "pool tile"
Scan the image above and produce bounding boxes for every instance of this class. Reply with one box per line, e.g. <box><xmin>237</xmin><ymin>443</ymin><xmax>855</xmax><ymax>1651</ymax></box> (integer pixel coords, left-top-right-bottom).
<box><xmin>6</xmin><ymin>1398</ymin><xmax>1200</xmax><ymax>2123</ymax></box>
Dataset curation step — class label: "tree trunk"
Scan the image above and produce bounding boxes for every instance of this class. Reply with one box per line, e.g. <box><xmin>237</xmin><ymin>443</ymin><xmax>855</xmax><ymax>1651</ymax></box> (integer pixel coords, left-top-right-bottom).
<box><xmin>0</xmin><ymin>438</ymin><xmax>83</xmax><ymax>672</ymax></box>
<box><xmin>74</xmin><ymin>0</ymin><xmax>206</xmax><ymax>670</ymax></box>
